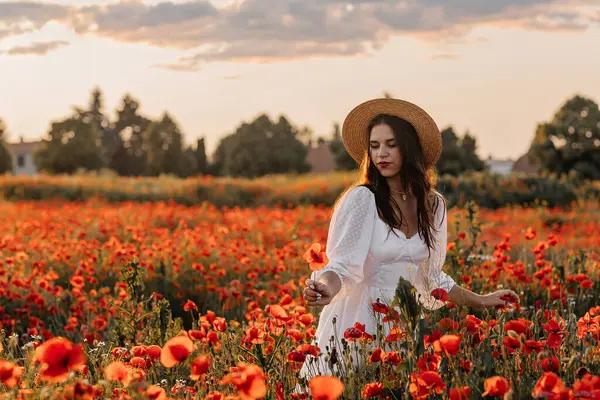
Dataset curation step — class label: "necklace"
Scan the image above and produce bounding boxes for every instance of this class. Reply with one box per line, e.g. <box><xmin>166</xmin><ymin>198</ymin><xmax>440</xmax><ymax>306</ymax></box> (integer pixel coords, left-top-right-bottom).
<box><xmin>389</xmin><ymin>187</ymin><xmax>412</xmax><ymax>201</ymax></box>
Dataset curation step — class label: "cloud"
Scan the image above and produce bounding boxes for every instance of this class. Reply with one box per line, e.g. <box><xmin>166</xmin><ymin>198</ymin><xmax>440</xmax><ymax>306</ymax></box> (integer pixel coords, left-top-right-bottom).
<box><xmin>0</xmin><ymin>2</ymin><xmax>71</xmax><ymax>37</ymax></box>
<box><xmin>0</xmin><ymin>1</ymin><xmax>70</xmax><ymax>23</ymax></box>
<box><xmin>524</xmin><ymin>10</ymin><xmax>591</xmax><ymax>31</ymax></box>
<box><xmin>159</xmin><ymin>0</ymin><xmax>598</xmax><ymax>66</ymax></box>
<box><xmin>4</xmin><ymin>40</ymin><xmax>70</xmax><ymax>55</ymax></box>
<box><xmin>0</xmin><ymin>2</ymin><xmax>72</xmax><ymax>55</ymax></box>
<box><xmin>151</xmin><ymin>61</ymin><xmax>202</xmax><ymax>72</ymax></box>
<box><xmin>70</xmin><ymin>1</ymin><xmax>217</xmax><ymax>42</ymax></box>
<box><xmin>370</xmin><ymin>0</ymin><xmax>596</xmax><ymax>37</ymax></box>
<box><xmin>67</xmin><ymin>0</ymin><xmax>383</xmax><ymax>52</ymax></box>
<box><xmin>0</xmin><ymin>0</ymin><xmax>599</xmax><ymax>65</ymax></box>
<box><xmin>429</xmin><ymin>53</ymin><xmax>458</xmax><ymax>61</ymax></box>
<box><xmin>0</xmin><ymin>26</ymin><xmax>27</xmax><ymax>40</ymax></box>
<box><xmin>168</xmin><ymin>39</ymin><xmax>371</xmax><ymax>66</ymax></box>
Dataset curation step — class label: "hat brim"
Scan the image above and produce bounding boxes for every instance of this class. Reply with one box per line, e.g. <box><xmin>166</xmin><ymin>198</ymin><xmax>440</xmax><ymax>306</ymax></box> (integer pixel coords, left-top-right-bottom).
<box><xmin>341</xmin><ymin>98</ymin><xmax>442</xmax><ymax>167</ymax></box>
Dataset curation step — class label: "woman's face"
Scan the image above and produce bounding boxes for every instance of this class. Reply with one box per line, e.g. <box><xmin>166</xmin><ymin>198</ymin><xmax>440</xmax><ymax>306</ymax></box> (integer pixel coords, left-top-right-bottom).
<box><xmin>369</xmin><ymin>123</ymin><xmax>402</xmax><ymax>178</ymax></box>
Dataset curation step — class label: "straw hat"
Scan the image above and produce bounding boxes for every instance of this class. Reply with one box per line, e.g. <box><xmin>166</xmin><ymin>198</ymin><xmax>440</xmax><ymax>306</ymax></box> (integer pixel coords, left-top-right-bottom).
<box><xmin>341</xmin><ymin>98</ymin><xmax>442</xmax><ymax>167</ymax></box>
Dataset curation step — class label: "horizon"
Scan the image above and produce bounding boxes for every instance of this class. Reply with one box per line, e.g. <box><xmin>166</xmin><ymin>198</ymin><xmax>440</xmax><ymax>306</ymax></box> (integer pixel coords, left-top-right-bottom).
<box><xmin>1</xmin><ymin>0</ymin><xmax>599</xmax><ymax>160</ymax></box>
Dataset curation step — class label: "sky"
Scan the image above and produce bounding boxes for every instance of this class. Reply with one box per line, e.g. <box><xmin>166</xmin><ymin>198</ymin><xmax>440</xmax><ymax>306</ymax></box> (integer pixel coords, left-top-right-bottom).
<box><xmin>0</xmin><ymin>0</ymin><xmax>599</xmax><ymax>160</ymax></box>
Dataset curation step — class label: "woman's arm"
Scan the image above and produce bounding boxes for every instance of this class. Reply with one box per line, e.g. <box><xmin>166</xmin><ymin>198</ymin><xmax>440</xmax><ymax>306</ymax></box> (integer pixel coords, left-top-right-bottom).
<box><xmin>317</xmin><ymin>271</ymin><xmax>342</xmax><ymax>298</ymax></box>
<box><xmin>304</xmin><ymin>270</ymin><xmax>342</xmax><ymax>307</ymax></box>
<box><xmin>448</xmin><ymin>284</ymin><xmax>519</xmax><ymax>310</ymax></box>
<box><xmin>303</xmin><ymin>186</ymin><xmax>376</xmax><ymax>307</ymax></box>
<box><xmin>417</xmin><ymin>192</ymin><xmax>520</xmax><ymax>311</ymax></box>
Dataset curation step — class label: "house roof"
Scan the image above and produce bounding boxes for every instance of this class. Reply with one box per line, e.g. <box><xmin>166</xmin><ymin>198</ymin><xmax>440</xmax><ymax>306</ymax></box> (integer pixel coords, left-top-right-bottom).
<box><xmin>6</xmin><ymin>138</ymin><xmax>43</xmax><ymax>154</ymax></box>
<box><xmin>306</xmin><ymin>142</ymin><xmax>335</xmax><ymax>173</ymax></box>
<box><xmin>512</xmin><ymin>152</ymin><xmax>541</xmax><ymax>173</ymax></box>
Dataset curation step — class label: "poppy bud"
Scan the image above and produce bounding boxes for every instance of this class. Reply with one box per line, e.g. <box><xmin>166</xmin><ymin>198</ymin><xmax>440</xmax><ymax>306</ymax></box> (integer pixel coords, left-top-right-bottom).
<box><xmin>507</xmin><ymin>330</ymin><xmax>519</xmax><ymax>340</ymax></box>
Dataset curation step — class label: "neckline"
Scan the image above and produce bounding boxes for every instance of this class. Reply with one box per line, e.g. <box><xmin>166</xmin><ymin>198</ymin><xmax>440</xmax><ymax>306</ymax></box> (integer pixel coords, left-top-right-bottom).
<box><xmin>376</xmin><ymin>216</ymin><xmax>420</xmax><ymax>240</ymax></box>
<box><xmin>398</xmin><ymin>229</ymin><xmax>419</xmax><ymax>240</ymax></box>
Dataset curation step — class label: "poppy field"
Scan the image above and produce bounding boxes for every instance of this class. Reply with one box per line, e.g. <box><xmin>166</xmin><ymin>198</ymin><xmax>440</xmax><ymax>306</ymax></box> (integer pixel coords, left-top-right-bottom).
<box><xmin>0</xmin><ymin>196</ymin><xmax>599</xmax><ymax>399</ymax></box>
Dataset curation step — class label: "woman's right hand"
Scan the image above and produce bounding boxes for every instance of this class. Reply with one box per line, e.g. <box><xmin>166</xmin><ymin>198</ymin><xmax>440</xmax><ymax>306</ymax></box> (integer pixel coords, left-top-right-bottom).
<box><xmin>303</xmin><ymin>279</ymin><xmax>335</xmax><ymax>307</ymax></box>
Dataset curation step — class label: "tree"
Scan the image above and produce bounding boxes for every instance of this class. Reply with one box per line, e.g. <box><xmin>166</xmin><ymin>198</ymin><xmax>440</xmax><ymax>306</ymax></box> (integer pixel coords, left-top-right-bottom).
<box><xmin>211</xmin><ymin>114</ymin><xmax>311</xmax><ymax>178</ymax></box>
<box><xmin>143</xmin><ymin>113</ymin><xmax>187</xmax><ymax>177</ymax></box>
<box><xmin>34</xmin><ymin>90</ymin><xmax>108</xmax><ymax>174</ymax></box>
<box><xmin>193</xmin><ymin>138</ymin><xmax>208</xmax><ymax>174</ymax></box>
<box><xmin>180</xmin><ymin>145</ymin><xmax>198</xmax><ymax>178</ymax></box>
<box><xmin>529</xmin><ymin>94</ymin><xmax>600</xmax><ymax>180</ymax></box>
<box><xmin>34</xmin><ymin>118</ymin><xmax>106</xmax><ymax>174</ymax></box>
<box><xmin>0</xmin><ymin>118</ymin><xmax>13</xmax><ymax>174</ymax></box>
<box><xmin>31</xmin><ymin>87</ymin><xmax>204</xmax><ymax>176</ymax></box>
<box><xmin>111</xmin><ymin>94</ymin><xmax>151</xmax><ymax>176</ymax></box>
<box><xmin>437</xmin><ymin>127</ymin><xmax>464</xmax><ymax>176</ymax></box>
<box><xmin>296</xmin><ymin>126</ymin><xmax>314</xmax><ymax>146</ymax></box>
<box><xmin>87</xmin><ymin>88</ymin><xmax>120</xmax><ymax>165</ymax></box>
<box><xmin>436</xmin><ymin>126</ymin><xmax>486</xmax><ymax>176</ymax></box>
<box><xmin>329</xmin><ymin>122</ymin><xmax>357</xmax><ymax>171</ymax></box>
<box><xmin>460</xmin><ymin>132</ymin><xmax>486</xmax><ymax>172</ymax></box>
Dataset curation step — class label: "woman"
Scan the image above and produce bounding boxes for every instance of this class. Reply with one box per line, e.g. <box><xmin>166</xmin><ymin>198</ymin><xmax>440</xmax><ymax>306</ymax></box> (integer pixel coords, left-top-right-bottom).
<box><xmin>299</xmin><ymin>98</ymin><xmax>519</xmax><ymax>379</ymax></box>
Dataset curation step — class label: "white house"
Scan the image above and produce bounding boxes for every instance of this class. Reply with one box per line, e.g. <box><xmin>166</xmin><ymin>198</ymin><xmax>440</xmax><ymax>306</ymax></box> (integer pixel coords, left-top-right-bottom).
<box><xmin>484</xmin><ymin>156</ymin><xmax>514</xmax><ymax>176</ymax></box>
<box><xmin>6</xmin><ymin>137</ymin><xmax>42</xmax><ymax>176</ymax></box>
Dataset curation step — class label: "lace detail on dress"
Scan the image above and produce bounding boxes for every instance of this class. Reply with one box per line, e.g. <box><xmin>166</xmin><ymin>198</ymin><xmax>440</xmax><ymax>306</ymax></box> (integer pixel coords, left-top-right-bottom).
<box><xmin>312</xmin><ymin>186</ymin><xmax>376</xmax><ymax>303</ymax></box>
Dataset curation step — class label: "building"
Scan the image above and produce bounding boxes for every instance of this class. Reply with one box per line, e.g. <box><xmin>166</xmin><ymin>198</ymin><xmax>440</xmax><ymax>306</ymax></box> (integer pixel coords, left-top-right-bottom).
<box><xmin>512</xmin><ymin>152</ymin><xmax>541</xmax><ymax>174</ymax></box>
<box><xmin>484</xmin><ymin>156</ymin><xmax>514</xmax><ymax>176</ymax></box>
<box><xmin>306</xmin><ymin>140</ymin><xmax>335</xmax><ymax>173</ymax></box>
<box><xmin>6</xmin><ymin>137</ymin><xmax>43</xmax><ymax>176</ymax></box>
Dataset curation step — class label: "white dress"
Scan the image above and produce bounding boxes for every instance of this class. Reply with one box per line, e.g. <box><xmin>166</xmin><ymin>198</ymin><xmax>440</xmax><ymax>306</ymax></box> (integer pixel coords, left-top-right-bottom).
<box><xmin>297</xmin><ymin>186</ymin><xmax>456</xmax><ymax>381</ymax></box>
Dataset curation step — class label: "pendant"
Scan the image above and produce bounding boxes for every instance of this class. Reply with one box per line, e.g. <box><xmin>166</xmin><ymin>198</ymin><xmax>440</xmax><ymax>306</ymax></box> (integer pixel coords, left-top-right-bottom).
<box><xmin>401</xmin><ymin>194</ymin><xmax>407</xmax><ymax>201</ymax></box>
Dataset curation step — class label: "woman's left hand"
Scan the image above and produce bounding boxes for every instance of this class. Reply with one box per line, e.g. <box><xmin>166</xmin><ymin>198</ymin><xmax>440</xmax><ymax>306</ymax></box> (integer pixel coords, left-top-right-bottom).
<box><xmin>478</xmin><ymin>289</ymin><xmax>520</xmax><ymax>310</ymax></box>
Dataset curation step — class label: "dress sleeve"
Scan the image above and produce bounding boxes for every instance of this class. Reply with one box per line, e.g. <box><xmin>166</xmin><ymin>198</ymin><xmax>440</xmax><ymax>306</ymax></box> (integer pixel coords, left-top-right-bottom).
<box><xmin>311</xmin><ymin>186</ymin><xmax>376</xmax><ymax>304</ymax></box>
<box><xmin>412</xmin><ymin>192</ymin><xmax>456</xmax><ymax>310</ymax></box>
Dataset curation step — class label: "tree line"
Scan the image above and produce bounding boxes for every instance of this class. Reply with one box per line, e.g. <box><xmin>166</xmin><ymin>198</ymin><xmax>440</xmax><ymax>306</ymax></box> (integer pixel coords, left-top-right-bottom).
<box><xmin>0</xmin><ymin>88</ymin><xmax>598</xmax><ymax>180</ymax></box>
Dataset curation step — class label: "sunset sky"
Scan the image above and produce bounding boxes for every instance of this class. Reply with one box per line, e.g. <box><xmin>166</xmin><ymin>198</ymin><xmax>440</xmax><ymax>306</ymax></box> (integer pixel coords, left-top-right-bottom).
<box><xmin>1</xmin><ymin>0</ymin><xmax>599</xmax><ymax>159</ymax></box>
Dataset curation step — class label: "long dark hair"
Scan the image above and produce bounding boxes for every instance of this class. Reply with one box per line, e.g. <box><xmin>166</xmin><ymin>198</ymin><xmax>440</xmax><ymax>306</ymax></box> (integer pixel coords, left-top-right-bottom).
<box><xmin>345</xmin><ymin>113</ymin><xmax>445</xmax><ymax>254</ymax></box>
